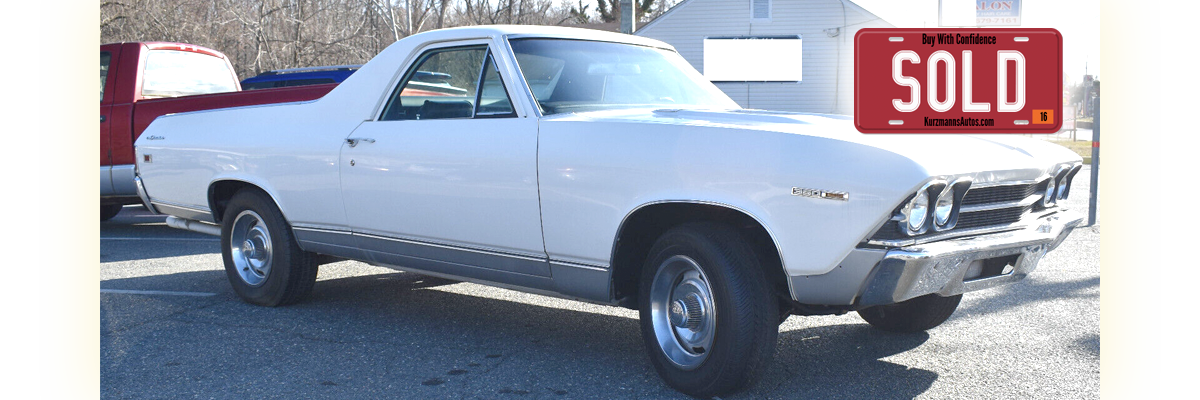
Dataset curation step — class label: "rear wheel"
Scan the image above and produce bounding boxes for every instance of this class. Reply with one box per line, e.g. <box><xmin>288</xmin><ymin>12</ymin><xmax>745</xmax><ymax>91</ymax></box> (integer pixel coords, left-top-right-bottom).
<box><xmin>221</xmin><ymin>189</ymin><xmax>318</xmax><ymax>306</ymax></box>
<box><xmin>638</xmin><ymin>222</ymin><xmax>778</xmax><ymax>398</ymax></box>
<box><xmin>101</xmin><ymin>204</ymin><xmax>123</xmax><ymax>221</ymax></box>
<box><xmin>857</xmin><ymin>293</ymin><xmax>962</xmax><ymax>333</ymax></box>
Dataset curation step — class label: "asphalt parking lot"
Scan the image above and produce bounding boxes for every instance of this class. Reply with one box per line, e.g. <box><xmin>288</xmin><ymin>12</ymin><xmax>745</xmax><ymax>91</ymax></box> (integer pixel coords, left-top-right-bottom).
<box><xmin>101</xmin><ymin>167</ymin><xmax>1099</xmax><ymax>399</ymax></box>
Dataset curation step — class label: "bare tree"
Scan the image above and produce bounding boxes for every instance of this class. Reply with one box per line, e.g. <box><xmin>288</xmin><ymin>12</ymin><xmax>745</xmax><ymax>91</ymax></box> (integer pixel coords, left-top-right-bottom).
<box><xmin>596</xmin><ymin>0</ymin><xmax>659</xmax><ymax>23</ymax></box>
<box><xmin>101</xmin><ymin>0</ymin><xmax>576</xmax><ymax>79</ymax></box>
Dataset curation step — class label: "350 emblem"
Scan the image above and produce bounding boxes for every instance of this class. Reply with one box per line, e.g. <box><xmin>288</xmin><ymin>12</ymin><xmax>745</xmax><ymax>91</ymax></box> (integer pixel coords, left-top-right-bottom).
<box><xmin>792</xmin><ymin>187</ymin><xmax>849</xmax><ymax>201</ymax></box>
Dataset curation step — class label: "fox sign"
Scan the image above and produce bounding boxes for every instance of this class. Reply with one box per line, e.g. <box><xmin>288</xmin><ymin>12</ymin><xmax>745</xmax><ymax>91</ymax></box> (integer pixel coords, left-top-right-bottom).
<box><xmin>854</xmin><ymin>28</ymin><xmax>1062</xmax><ymax>133</ymax></box>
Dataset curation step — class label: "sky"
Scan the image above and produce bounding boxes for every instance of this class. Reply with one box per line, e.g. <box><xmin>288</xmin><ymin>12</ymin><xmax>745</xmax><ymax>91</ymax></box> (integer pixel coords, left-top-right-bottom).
<box><xmin>847</xmin><ymin>0</ymin><xmax>1100</xmax><ymax>84</ymax></box>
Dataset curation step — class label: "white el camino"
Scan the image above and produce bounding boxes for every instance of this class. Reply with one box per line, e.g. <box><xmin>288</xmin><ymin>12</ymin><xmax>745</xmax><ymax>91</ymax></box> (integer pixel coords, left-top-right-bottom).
<box><xmin>134</xmin><ymin>25</ymin><xmax>1084</xmax><ymax>397</ymax></box>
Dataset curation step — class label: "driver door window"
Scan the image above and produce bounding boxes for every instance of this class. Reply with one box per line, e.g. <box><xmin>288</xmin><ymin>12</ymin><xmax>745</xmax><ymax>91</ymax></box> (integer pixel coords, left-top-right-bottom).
<box><xmin>381</xmin><ymin>47</ymin><xmax>483</xmax><ymax>121</ymax></box>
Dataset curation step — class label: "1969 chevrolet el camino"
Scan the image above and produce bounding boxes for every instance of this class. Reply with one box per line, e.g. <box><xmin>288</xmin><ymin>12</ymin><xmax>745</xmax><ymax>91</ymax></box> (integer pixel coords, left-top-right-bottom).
<box><xmin>134</xmin><ymin>25</ymin><xmax>1084</xmax><ymax>397</ymax></box>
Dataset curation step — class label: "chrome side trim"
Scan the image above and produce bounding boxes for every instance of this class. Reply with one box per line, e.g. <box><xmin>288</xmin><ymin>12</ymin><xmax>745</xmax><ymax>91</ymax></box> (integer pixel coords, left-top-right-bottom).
<box><xmin>549</xmin><ymin>259</ymin><xmax>609</xmax><ymax>272</ymax></box>
<box><xmin>959</xmin><ymin>193</ymin><xmax>1042</xmax><ymax>213</ymax></box>
<box><xmin>356</xmin><ymin>232</ymin><xmax>549</xmax><ymax>263</ymax></box>
<box><xmin>133</xmin><ymin>176</ymin><xmax>159</xmax><ymax>215</ymax></box>
<box><xmin>292</xmin><ymin>226</ymin><xmax>615</xmax><ymax>304</ymax></box>
<box><xmin>365</xmin><ymin>260</ymin><xmax>618</xmax><ymax>305</ymax></box>
<box><xmin>292</xmin><ymin>227</ymin><xmax>366</xmax><ymax>260</ymax></box>
<box><xmin>356</xmin><ymin>232</ymin><xmax>551</xmax><ymax>277</ymax></box>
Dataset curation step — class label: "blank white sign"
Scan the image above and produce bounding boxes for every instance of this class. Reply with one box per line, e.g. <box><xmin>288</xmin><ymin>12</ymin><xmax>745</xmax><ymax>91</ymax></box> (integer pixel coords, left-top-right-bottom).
<box><xmin>703</xmin><ymin>37</ymin><xmax>802</xmax><ymax>82</ymax></box>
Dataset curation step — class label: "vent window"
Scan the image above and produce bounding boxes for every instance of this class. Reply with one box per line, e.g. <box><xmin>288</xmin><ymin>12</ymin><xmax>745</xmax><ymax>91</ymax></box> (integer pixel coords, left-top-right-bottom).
<box><xmin>752</xmin><ymin>0</ymin><xmax>771</xmax><ymax>20</ymax></box>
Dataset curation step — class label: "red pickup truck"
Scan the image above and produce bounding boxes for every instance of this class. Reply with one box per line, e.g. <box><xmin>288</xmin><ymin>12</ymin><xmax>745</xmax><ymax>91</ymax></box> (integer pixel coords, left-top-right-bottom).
<box><xmin>100</xmin><ymin>42</ymin><xmax>336</xmax><ymax>220</ymax></box>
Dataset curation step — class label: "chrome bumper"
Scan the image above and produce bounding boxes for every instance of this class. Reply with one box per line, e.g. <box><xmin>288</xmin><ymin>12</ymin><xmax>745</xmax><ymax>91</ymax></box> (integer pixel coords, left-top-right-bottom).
<box><xmin>788</xmin><ymin>210</ymin><xmax>1084</xmax><ymax>306</ymax></box>
<box><xmin>134</xmin><ymin>175</ymin><xmax>160</xmax><ymax>215</ymax></box>
<box><xmin>856</xmin><ymin>210</ymin><xmax>1083</xmax><ymax>306</ymax></box>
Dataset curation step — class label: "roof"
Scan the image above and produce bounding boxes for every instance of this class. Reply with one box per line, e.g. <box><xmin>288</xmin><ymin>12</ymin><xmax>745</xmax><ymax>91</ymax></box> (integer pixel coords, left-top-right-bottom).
<box><xmin>405</xmin><ymin>25</ymin><xmax>673</xmax><ymax>50</ymax></box>
<box><xmin>101</xmin><ymin>41</ymin><xmax>229</xmax><ymax>59</ymax></box>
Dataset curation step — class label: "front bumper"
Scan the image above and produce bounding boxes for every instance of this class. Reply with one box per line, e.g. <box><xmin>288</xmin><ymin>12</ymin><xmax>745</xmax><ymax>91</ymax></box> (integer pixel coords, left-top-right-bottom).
<box><xmin>789</xmin><ymin>210</ymin><xmax>1084</xmax><ymax>306</ymax></box>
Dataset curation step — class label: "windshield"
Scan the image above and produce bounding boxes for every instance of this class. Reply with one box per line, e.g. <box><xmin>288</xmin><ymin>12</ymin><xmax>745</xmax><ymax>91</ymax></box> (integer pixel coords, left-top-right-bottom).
<box><xmin>508</xmin><ymin>39</ymin><xmax>739</xmax><ymax>115</ymax></box>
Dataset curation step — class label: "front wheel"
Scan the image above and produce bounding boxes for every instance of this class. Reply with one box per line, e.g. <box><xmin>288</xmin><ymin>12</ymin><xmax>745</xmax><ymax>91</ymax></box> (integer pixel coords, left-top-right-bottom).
<box><xmin>857</xmin><ymin>293</ymin><xmax>963</xmax><ymax>333</ymax></box>
<box><xmin>221</xmin><ymin>189</ymin><xmax>318</xmax><ymax>306</ymax></box>
<box><xmin>638</xmin><ymin>222</ymin><xmax>778</xmax><ymax>398</ymax></box>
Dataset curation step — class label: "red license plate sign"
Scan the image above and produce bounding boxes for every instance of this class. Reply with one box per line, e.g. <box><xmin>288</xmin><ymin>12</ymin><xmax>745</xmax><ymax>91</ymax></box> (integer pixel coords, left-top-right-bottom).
<box><xmin>854</xmin><ymin>28</ymin><xmax>1062</xmax><ymax>133</ymax></box>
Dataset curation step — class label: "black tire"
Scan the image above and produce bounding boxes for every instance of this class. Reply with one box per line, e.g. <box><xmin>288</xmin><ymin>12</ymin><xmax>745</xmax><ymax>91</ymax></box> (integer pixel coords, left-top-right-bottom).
<box><xmin>778</xmin><ymin>302</ymin><xmax>793</xmax><ymax>326</ymax></box>
<box><xmin>220</xmin><ymin>189</ymin><xmax>318</xmax><ymax>307</ymax></box>
<box><xmin>101</xmin><ymin>204</ymin><xmax>123</xmax><ymax>221</ymax></box>
<box><xmin>638</xmin><ymin>222</ymin><xmax>778</xmax><ymax>398</ymax></box>
<box><xmin>857</xmin><ymin>293</ymin><xmax>963</xmax><ymax>333</ymax></box>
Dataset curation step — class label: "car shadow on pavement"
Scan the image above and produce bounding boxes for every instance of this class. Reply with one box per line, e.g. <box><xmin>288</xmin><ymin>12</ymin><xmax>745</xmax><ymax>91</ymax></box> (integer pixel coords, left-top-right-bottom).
<box><xmin>101</xmin><ymin>208</ymin><xmax>222</xmax><ymax>263</ymax></box>
<box><xmin>956</xmin><ymin>276</ymin><xmax>1099</xmax><ymax>317</ymax></box>
<box><xmin>103</xmin><ymin>268</ymin><xmax>940</xmax><ymax>399</ymax></box>
<box><xmin>99</xmin><ymin>240</ymin><xmax>220</xmax><ymax>263</ymax></box>
<box><xmin>748</xmin><ymin>325</ymin><xmax>936</xmax><ymax>399</ymax></box>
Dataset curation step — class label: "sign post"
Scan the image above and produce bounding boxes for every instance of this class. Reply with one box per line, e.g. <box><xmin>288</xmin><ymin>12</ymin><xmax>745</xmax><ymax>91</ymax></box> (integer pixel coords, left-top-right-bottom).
<box><xmin>1088</xmin><ymin>91</ymin><xmax>1099</xmax><ymax>226</ymax></box>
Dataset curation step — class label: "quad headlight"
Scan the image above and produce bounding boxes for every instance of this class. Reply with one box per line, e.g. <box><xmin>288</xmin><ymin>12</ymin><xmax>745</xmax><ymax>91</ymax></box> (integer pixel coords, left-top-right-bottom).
<box><xmin>1057</xmin><ymin>164</ymin><xmax>1082</xmax><ymax>200</ymax></box>
<box><xmin>900</xmin><ymin>178</ymin><xmax>972</xmax><ymax>236</ymax></box>
<box><xmin>933</xmin><ymin>187</ymin><xmax>955</xmax><ymax>227</ymax></box>
<box><xmin>904</xmin><ymin>190</ymin><xmax>930</xmax><ymax>234</ymax></box>
<box><xmin>1042</xmin><ymin>177</ymin><xmax>1058</xmax><ymax>207</ymax></box>
<box><xmin>1043</xmin><ymin>164</ymin><xmax>1077</xmax><ymax>207</ymax></box>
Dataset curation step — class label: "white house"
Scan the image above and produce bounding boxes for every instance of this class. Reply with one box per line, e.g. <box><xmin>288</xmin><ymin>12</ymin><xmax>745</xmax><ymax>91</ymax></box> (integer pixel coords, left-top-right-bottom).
<box><xmin>636</xmin><ymin>0</ymin><xmax>892</xmax><ymax>114</ymax></box>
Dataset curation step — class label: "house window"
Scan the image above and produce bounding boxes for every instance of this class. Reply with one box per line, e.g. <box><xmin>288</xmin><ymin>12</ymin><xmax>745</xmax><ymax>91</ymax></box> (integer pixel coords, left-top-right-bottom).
<box><xmin>751</xmin><ymin>0</ymin><xmax>771</xmax><ymax>20</ymax></box>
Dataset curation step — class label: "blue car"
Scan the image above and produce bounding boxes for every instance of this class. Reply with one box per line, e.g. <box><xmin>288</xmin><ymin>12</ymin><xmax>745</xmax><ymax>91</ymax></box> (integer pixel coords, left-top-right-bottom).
<box><xmin>240</xmin><ymin>65</ymin><xmax>360</xmax><ymax>90</ymax></box>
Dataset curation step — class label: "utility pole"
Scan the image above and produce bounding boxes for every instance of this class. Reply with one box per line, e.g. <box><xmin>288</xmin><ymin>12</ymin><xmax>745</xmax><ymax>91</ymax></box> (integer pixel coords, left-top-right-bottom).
<box><xmin>620</xmin><ymin>0</ymin><xmax>636</xmax><ymax>34</ymax></box>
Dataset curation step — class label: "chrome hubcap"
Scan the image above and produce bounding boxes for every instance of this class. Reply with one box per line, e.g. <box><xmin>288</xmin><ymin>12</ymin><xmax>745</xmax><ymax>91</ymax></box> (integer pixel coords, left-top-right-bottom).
<box><xmin>230</xmin><ymin>210</ymin><xmax>273</xmax><ymax>286</ymax></box>
<box><xmin>650</xmin><ymin>255</ymin><xmax>716</xmax><ymax>370</ymax></box>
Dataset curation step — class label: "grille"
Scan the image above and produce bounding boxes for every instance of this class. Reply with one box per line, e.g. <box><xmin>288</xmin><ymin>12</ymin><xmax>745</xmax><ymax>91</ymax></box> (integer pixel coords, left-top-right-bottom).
<box><xmin>869</xmin><ymin>181</ymin><xmax>1043</xmax><ymax>243</ymax></box>
<box><xmin>961</xmin><ymin>183</ymin><xmax>1038</xmax><ymax>205</ymax></box>
<box><xmin>955</xmin><ymin>204</ymin><xmax>1031</xmax><ymax>230</ymax></box>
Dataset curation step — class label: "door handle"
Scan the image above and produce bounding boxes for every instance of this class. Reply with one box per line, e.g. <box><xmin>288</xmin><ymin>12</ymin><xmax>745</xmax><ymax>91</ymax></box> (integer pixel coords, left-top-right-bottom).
<box><xmin>346</xmin><ymin>138</ymin><xmax>375</xmax><ymax>148</ymax></box>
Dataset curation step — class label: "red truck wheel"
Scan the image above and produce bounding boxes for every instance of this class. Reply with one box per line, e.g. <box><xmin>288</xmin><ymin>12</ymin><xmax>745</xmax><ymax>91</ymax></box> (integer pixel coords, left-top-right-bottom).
<box><xmin>101</xmin><ymin>205</ymin><xmax>122</xmax><ymax>221</ymax></box>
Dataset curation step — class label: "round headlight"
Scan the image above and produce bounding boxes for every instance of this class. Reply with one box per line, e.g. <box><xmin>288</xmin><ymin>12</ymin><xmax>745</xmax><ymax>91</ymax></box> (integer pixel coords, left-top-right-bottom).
<box><xmin>934</xmin><ymin>188</ymin><xmax>955</xmax><ymax>227</ymax></box>
<box><xmin>1043</xmin><ymin>178</ymin><xmax>1057</xmax><ymax>206</ymax></box>
<box><xmin>1056</xmin><ymin>177</ymin><xmax>1069</xmax><ymax>200</ymax></box>
<box><xmin>906</xmin><ymin>191</ymin><xmax>929</xmax><ymax>232</ymax></box>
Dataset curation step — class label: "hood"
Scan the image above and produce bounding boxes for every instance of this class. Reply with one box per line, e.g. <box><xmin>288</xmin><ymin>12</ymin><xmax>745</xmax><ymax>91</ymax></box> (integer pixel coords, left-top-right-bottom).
<box><xmin>548</xmin><ymin>108</ymin><xmax>1082</xmax><ymax>181</ymax></box>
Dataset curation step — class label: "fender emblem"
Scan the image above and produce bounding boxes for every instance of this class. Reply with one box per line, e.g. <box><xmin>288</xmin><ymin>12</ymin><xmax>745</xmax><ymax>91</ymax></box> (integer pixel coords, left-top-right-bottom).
<box><xmin>145</xmin><ymin>135</ymin><xmax>166</xmax><ymax>140</ymax></box>
<box><xmin>792</xmin><ymin>187</ymin><xmax>849</xmax><ymax>201</ymax></box>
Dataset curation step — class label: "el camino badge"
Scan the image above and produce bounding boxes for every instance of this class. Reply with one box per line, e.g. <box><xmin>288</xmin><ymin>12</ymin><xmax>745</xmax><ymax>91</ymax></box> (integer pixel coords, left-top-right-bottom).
<box><xmin>792</xmin><ymin>187</ymin><xmax>849</xmax><ymax>201</ymax></box>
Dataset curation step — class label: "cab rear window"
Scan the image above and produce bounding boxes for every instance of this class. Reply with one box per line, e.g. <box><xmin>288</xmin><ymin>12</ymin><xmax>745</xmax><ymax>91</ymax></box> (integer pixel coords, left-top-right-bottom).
<box><xmin>142</xmin><ymin>50</ymin><xmax>238</xmax><ymax>98</ymax></box>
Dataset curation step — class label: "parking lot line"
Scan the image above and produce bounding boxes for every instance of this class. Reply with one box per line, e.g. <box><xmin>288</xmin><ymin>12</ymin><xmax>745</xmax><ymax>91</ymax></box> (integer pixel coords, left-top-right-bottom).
<box><xmin>100</xmin><ymin>289</ymin><xmax>218</xmax><ymax>297</ymax></box>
